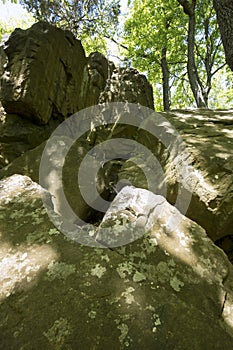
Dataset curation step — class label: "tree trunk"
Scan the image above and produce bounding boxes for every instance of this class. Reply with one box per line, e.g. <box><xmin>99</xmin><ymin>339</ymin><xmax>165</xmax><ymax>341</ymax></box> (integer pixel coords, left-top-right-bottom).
<box><xmin>187</xmin><ymin>10</ymin><xmax>207</xmax><ymax>107</ymax></box>
<box><xmin>213</xmin><ymin>0</ymin><xmax>233</xmax><ymax>71</ymax></box>
<box><xmin>161</xmin><ymin>47</ymin><xmax>170</xmax><ymax>111</ymax></box>
<box><xmin>178</xmin><ymin>0</ymin><xmax>207</xmax><ymax>108</ymax></box>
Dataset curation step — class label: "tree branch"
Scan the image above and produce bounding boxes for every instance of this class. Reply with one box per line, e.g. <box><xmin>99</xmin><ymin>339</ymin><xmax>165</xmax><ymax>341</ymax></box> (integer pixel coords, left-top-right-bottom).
<box><xmin>211</xmin><ymin>62</ymin><xmax>227</xmax><ymax>77</ymax></box>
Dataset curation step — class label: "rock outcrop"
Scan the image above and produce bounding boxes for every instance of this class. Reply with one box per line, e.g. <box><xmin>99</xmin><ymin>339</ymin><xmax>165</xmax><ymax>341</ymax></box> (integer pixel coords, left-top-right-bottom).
<box><xmin>119</xmin><ymin>109</ymin><xmax>233</xmax><ymax>246</ymax></box>
<box><xmin>0</xmin><ymin>22</ymin><xmax>86</xmax><ymax>124</ymax></box>
<box><xmin>0</xmin><ymin>21</ymin><xmax>233</xmax><ymax>349</ymax></box>
<box><xmin>0</xmin><ymin>21</ymin><xmax>154</xmax><ymax>168</ymax></box>
<box><xmin>0</xmin><ymin>175</ymin><xmax>233</xmax><ymax>349</ymax></box>
<box><xmin>0</xmin><ymin>110</ymin><xmax>59</xmax><ymax>168</ymax></box>
<box><xmin>0</xmin><ymin>22</ymin><xmax>153</xmax><ymax>126</ymax></box>
<box><xmin>99</xmin><ymin>67</ymin><xmax>154</xmax><ymax>109</ymax></box>
<box><xmin>80</xmin><ymin>51</ymin><xmax>113</xmax><ymax>108</ymax></box>
<box><xmin>0</xmin><ymin>107</ymin><xmax>232</xmax><ymax>260</ymax></box>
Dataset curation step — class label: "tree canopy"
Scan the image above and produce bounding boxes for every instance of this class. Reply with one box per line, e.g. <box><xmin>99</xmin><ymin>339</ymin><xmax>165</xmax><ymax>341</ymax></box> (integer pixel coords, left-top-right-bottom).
<box><xmin>19</xmin><ymin>0</ymin><xmax>120</xmax><ymax>54</ymax></box>
<box><xmin>123</xmin><ymin>0</ymin><xmax>231</xmax><ymax>110</ymax></box>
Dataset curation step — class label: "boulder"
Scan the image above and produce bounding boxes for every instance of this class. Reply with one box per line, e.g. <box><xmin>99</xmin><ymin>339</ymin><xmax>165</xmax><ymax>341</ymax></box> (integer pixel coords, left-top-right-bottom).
<box><xmin>0</xmin><ymin>175</ymin><xmax>233</xmax><ymax>349</ymax></box>
<box><xmin>0</xmin><ymin>22</ymin><xmax>154</xmax><ymax>127</ymax></box>
<box><xmin>79</xmin><ymin>52</ymin><xmax>114</xmax><ymax>108</ymax></box>
<box><xmin>119</xmin><ymin>109</ymin><xmax>233</xmax><ymax>245</ymax></box>
<box><xmin>0</xmin><ymin>22</ymin><xmax>154</xmax><ymax>167</ymax></box>
<box><xmin>0</xmin><ymin>21</ymin><xmax>86</xmax><ymax>124</ymax></box>
<box><xmin>0</xmin><ymin>140</ymin><xmax>46</xmax><ymax>181</ymax></box>
<box><xmin>100</xmin><ymin>67</ymin><xmax>154</xmax><ymax>109</ymax></box>
<box><xmin>0</xmin><ymin>45</ymin><xmax>7</xmax><ymax>81</ymax></box>
<box><xmin>1</xmin><ymin>105</ymin><xmax>232</xmax><ymax>262</ymax></box>
<box><xmin>162</xmin><ymin>109</ymin><xmax>233</xmax><ymax>243</ymax></box>
<box><xmin>0</xmin><ymin>110</ymin><xmax>59</xmax><ymax>168</ymax></box>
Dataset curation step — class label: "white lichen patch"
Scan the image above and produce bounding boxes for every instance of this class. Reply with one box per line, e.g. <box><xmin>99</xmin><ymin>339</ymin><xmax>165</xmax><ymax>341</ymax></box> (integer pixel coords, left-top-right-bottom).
<box><xmin>114</xmin><ymin>317</ymin><xmax>132</xmax><ymax>347</ymax></box>
<box><xmin>88</xmin><ymin>229</ymin><xmax>95</xmax><ymax>237</ymax></box>
<box><xmin>101</xmin><ymin>254</ymin><xmax>110</xmax><ymax>263</ymax></box>
<box><xmin>177</xmin><ymin>230</ymin><xmax>190</xmax><ymax>248</ymax></box>
<box><xmin>156</xmin><ymin>260</ymin><xmax>185</xmax><ymax>291</ymax></box>
<box><xmin>146</xmin><ymin>305</ymin><xmax>155</xmax><ymax>312</ymax></box>
<box><xmin>121</xmin><ymin>287</ymin><xmax>135</xmax><ymax>304</ymax></box>
<box><xmin>43</xmin><ymin>318</ymin><xmax>72</xmax><ymax>346</ymax></box>
<box><xmin>91</xmin><ymin>264</ymin><xmax>106</xmax><ymax>278</ymax></box>
<box><xmin>116</xmin><ymin>262</ymin><xmax>134</xmax><ymax>279</ymax></box>
<box><xmin>152</xmin><ymin>314</ymin><xmax>161</xmax><ymax>333</ymax></box>
<box><xmin>149</xmin><ymin>237</ymin><xmax>158</xmax><ymax>247</ymax></box>
<box><xmin>133</xmin><ymin>271</ymin><xmax>146</xmax><ymax>283</ymax></box>
<box><xmin>46</xmin><ymin>262</ymin><xmax>76</xmax><ymax>281</ymax></box>
<box><xmin>88</xmin><ymin>310</ymin><xmax>97</xmax><ymax>319</ymax></box>
<box><xmin>170</xmin><ymin>275</ymin><xmax>184</xmax><ymax>292</ymax></box>
<box><xmin>142</xmin><ymin>237</ymin><xmax>157</xmax><ymax>254</ymax></box>
<box><xmin>117</xmin><ymin>323</ymin><xmax>129</xmax><ymax>345</ymax></box>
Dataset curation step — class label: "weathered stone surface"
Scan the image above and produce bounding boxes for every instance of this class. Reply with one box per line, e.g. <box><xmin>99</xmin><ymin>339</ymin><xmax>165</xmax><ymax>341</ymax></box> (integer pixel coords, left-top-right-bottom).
<box><xmin>163</xmin><ymin>109</ymin><xmax>233</xmax><ymax>243</ymax></box>
<box><xmin>0</xmin><ymin>22</ymin><xmax>154</xmax><ymax>167</ymax></box>
<box><xmin>100</xmin><ymin>67</ymin><xmax>154</xmax><ymax>109</ymax></box>
<box><xmin>0</xmin><ymin>104</ymin><xmax>146</xmax><ymax>224</ymax></box>
<box><xmin>1</xmin><ymin>106</ymin><xmax>232</xmax><ymax>262</ymax></box>
<box><xmin>80</xmin><ymin>52</ymin><xmax>114</xmax><ymax>108</ymax></box>
<box><xmin>0</xmin><ymin>176</ymin><xmax>233</xmax><ymax>349</ymax></box>
<box><xmin>119</xmin><ymin>109</ymin><xmax>233</xmax><ymax>245</ymax></box>
<box><xmin>0</xmin><ymin>45</ymin><xmax>7</xmax><ymax>81</ymax></box>
<box><xmin>0</xmin><ymin>110</ymin><xmax>59</xmax><ymax>168</ymax></box>
<box><xmin>1</xmin><ymin>19</ymin><xmax>232</xmax><ymax>350</ymax></box>
<box><xmin>0</xmin><ymin>21</ymin><xmax>154</xmax><ymax>127</ymax></box>
<box><xmin>0</xmin><ymin>21</ymin><xmax>86</xmax><ymax>124</ymax></box>
<box><xmin>0</xmin><ymin>140</ymin><xmax>45</xmax><ymax>181</ymax></box>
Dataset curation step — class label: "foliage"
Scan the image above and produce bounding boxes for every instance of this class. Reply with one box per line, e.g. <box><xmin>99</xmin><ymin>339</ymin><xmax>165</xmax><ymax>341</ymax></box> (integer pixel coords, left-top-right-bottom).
<box><xmin>208</xmin><ymin>65</ymin><xmax>233</xmax><ymax>109</ymax></box>
<box><xmin>19</xmin><ymin>0</ymin><xmax>120</xmax><ymax>54</ymax></box>
<box><xmin>123</xmin><ymin>0</ymin><xmax>188</xmax><ymax>109</ymax></box>
<box><xmin>123</xmin><ymin>0</ymin><xmax>232</xmax><ymax>110</ymax></box>
<box><xmin>79</xmin><ymin>33</ymin><xmax>107</xmax><ymax>56</ymax></box>
<box><xmin>0</xmin><ymin>13</ymin><xmax>34</xmax><ymax>42</ymax></box>
<box><xmin>0</xmin><ymin>0</ymin><xmax>18</xmax><ymax>3</ymax></box>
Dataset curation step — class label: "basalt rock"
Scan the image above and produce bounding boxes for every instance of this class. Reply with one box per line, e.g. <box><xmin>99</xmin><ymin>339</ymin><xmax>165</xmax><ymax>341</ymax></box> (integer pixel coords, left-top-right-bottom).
<box><xmin>119</xmin><ymin>109</ymin><xmax>233</xmax><ymax>247</ymax></box>
<box><xmin>0</xmin><ymin>22</ymin><xmax>154</xmax><ymax>127</ymax></box>
<box><xmin>80</xmin><ymin>52</ymin><xmax>114</xmax><ymax>108</ymax></box>
<box><xmin>0</xmin><ymin>21</ymin><xmax>86</xmax><ymax>124</ymax></box>
<box><xmin>0</xmin><ymin>175</ymin><xmax>233</xmax><ymax>349</ymax></box>
<box><xmin>1</xmin><ymin>104</ymin><xmax>232</xmax><ymax>263</ymax></box>
<box><xmin>100</xmin><ymin>67</ymin><xmax>154</xmax><ymax>109</ymax></box>
<box><xmin>0</xmin><ymin>109</ymin><xmax>59</xmax><ymax>168</ymax></box>
<box><xmin>0</xmin><ymin>22</ymin><xmax>154</xmax><ymax>168</ymax></box>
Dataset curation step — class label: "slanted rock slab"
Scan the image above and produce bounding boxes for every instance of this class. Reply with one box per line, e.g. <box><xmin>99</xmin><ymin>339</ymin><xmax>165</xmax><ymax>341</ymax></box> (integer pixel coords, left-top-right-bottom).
<box><xmin>0</xmin><ymin>176</ymin><xmax>233</xmax><ymax>349</ymax></box>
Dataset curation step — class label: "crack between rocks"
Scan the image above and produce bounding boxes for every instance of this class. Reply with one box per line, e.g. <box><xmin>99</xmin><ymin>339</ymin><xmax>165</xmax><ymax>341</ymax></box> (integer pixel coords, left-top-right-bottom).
<box><xmin>220</xmin><ymin>291</ymin><xmax>227</xmax><ymax>317</ymax></box>
<box><xmin>145</xmin><ymin>199</ymin><xmax>167</xmax><ymax>226</ymax></box>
